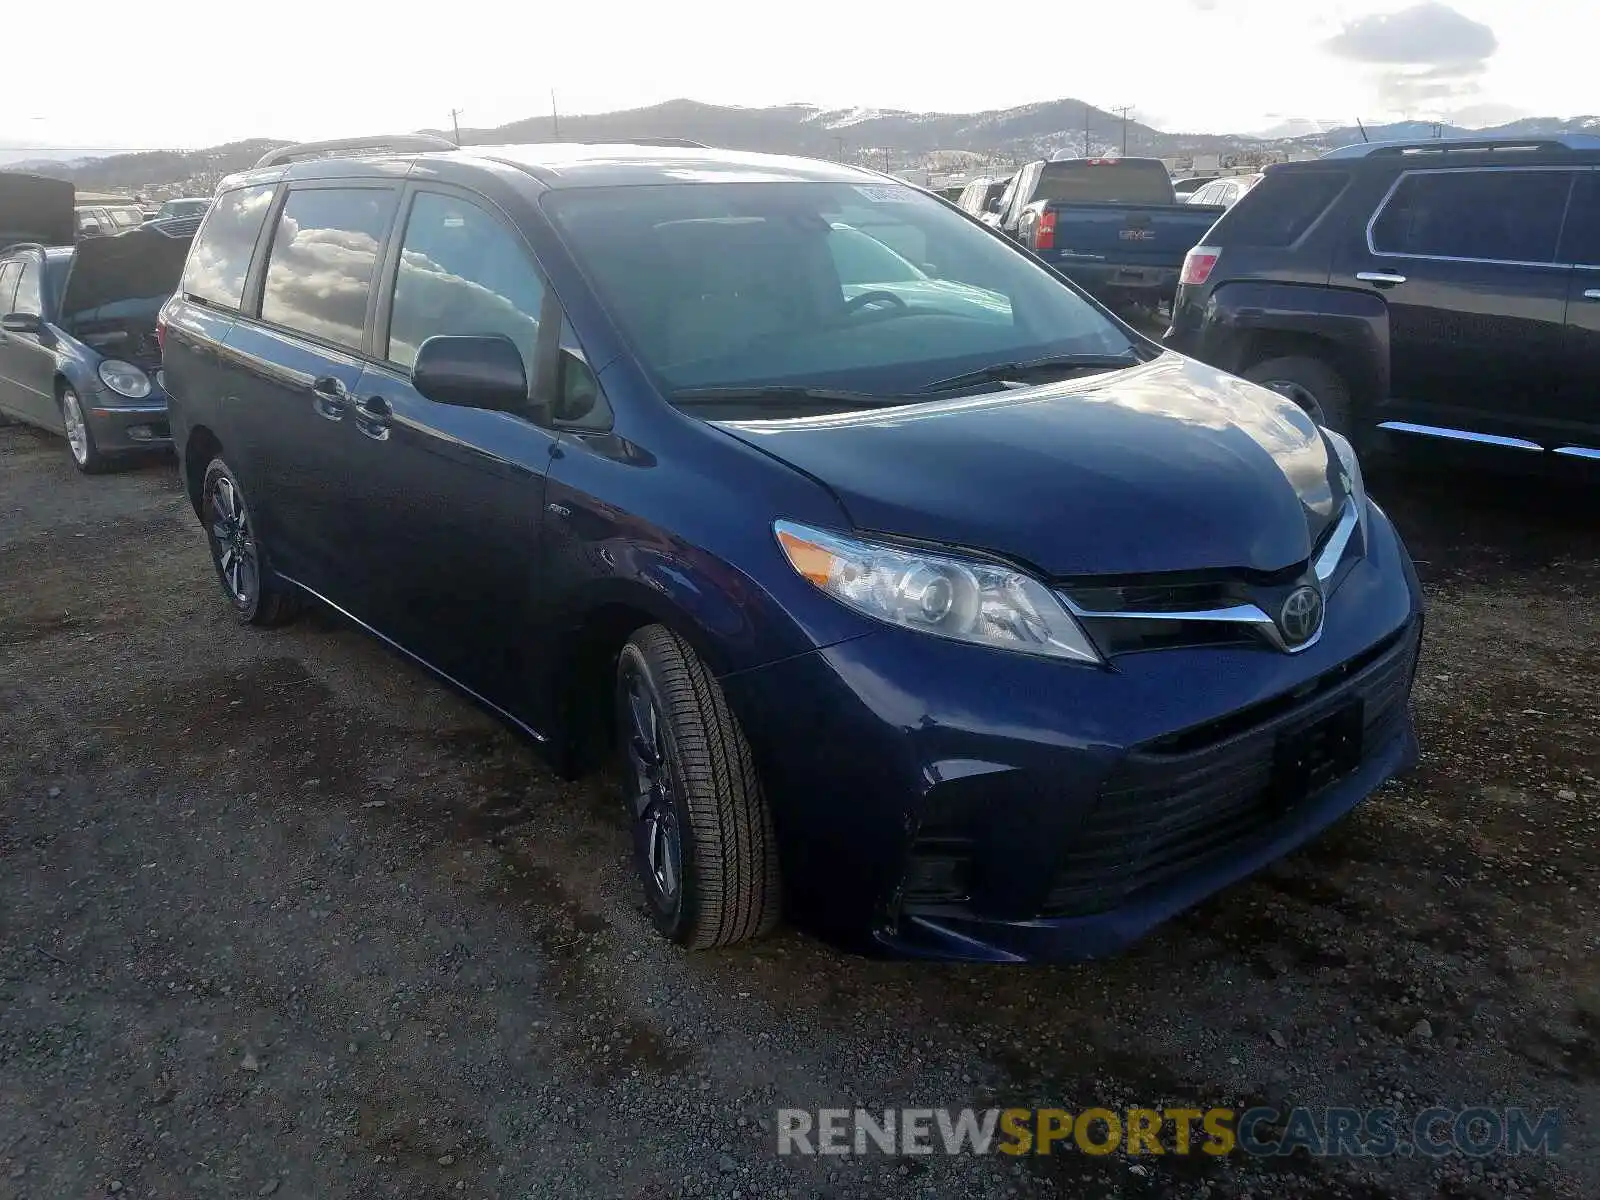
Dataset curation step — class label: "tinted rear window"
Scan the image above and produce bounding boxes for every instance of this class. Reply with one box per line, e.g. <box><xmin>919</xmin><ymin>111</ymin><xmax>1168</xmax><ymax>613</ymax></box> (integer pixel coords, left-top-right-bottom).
<box><xmin>1559</xmin><ymin>172</ymin><xmax>1600</xmax><ymax>267</ymax></box>
<box><xmin>1211</xmin><ymin>170</ymin><xmax>1348</xmax><ymax>247</ymax></box>
<box><xmin>1035</xmin><ymin>161</ymin><xmax>1175</xmax><ymax>205</ymax></box>
<box><xmin>1370</xmin><ymin>169</ymin><xmax>1573</xmax><ymax>264</ymax></box>
<box><xmin>181</xmin><ymin>185</ymin><xmax>275</xmax><ymax>309</ymax></box>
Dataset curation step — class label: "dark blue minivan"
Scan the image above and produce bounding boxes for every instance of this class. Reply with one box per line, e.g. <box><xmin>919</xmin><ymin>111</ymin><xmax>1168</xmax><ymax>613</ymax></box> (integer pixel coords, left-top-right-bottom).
<box><xmin>161</xmin><ymin>136</ymin><xmax>1424</xmax><ymax>962</ymax></box>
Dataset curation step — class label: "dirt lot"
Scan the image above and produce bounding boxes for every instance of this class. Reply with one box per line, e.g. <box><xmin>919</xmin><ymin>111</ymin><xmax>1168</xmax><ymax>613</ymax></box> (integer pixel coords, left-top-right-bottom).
<box><xmin>1</xmin><ymin>423</ymin><xmax>1596</xmax><ymax>1200</ymax></box>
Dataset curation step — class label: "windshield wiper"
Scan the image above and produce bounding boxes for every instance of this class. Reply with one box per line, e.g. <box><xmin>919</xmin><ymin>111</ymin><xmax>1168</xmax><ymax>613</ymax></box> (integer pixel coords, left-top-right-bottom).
<box><xmin>669</xmin><ymin>385</ymin><xmax>915</xmax><ymax>409</ymax></box>
<box><xmin>917</xmin><ymin>352</ymin><xmax>1141</xmax><ymax>394</ymax></box>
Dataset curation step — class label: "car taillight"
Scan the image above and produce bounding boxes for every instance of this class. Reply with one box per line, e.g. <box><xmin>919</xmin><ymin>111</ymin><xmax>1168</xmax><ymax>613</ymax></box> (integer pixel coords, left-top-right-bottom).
<box><xmin>1034</xmin><ymin>210</ymin><xmax>1057</xmax><ymax>251</ymax></box>
<box><xmin>1179</xmin><ymin>245</ymin><xmax>1220</xmax><ymax>287</ymax></box>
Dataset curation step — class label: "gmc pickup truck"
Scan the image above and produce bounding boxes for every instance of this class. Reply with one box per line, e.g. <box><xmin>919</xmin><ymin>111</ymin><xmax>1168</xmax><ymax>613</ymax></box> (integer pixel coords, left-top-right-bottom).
<box><xmin>988</xmin><ymin>157</ymin><xmax>1223</xmax><ymax>308</ymax></box>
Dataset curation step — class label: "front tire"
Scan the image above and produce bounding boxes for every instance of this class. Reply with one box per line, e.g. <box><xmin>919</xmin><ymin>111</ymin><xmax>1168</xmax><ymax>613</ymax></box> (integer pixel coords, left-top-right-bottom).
<box><xmin>1244</xmin><ymin>355</ymin><xmax>1353</xmax><ymax>434</ymax></box>
<box><xmin>615</xmin><ymin>625</ymin><xmax>781</xmax><ymax>948</ymax></box>
<box><xmin>200</xmin><ymin>457</ymin><xmax>298</xmax><ymax>627</ymax></box>
<box><xmin>60</xmin><ymin>386</ymin><xmax>110</xmax><ymax>474</ymax></box>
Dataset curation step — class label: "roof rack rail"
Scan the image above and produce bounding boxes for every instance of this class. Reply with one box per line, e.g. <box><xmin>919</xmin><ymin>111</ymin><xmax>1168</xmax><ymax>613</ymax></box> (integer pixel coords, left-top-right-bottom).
<box><xmin>1321</xmin><ymin>133</ymin><xmax>1600</xmax><ymax>160</ymax></box>
<box><xmin>254</xmin><ymin>133</ymin><xmax>458</xmax><ymax>169</ymax></box>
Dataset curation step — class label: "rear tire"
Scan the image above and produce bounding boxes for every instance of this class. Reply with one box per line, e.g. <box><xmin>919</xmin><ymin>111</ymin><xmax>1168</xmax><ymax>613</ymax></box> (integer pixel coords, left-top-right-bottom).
<box><xmin>200</xmin><ymin>457</ymin><xmax>298</xmax><ymax>627</ymax></box>
<box><xmin>615</xmin><ymin>625</ymin><xmax>781</xmax><ymax>948</ymax></box>
<box><xmin>1244</xmin><ymin>356</ymin><xmax>1353</xmax><ymax>435</ymax></box>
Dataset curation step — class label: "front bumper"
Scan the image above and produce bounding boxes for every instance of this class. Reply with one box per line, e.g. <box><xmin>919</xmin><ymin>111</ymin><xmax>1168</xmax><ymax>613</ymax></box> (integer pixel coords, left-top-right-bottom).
<box><xmin>84</xmin><ymin>389</ymin><xmax>171</xmax><ymax>454</ymax></box>
<box><xmin>722</xmin><ymin>505</ymin><xmax>1423</xmax><ymax>963</ymax></box>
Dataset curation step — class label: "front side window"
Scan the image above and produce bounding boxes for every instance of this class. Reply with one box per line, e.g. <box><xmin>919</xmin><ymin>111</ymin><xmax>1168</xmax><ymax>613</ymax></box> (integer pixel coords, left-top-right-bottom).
<box><xmin>545</xmin><ymin>180</ymin><xmax>1135</xmax><ymax>404</ymax></box>
<box><xmin>13</xmin><ymin>259</ymin><xmax>42</xmax><ymax>316</ymax></box>
<box><xmin>260</xmin><ymin>186</ymin><xmax>399</xmax><ymax>351</ymax></box>
<box><xmin>182</xmin><ymin>184</ymin><xmax>275</xmax><ymax>310</ymax></box>
<box><xmin>1370</xmin><ymin>169</ymin><xmax>1574</xmax><ymax>264</ymax></box>
<box><xmin>386</xmin><ymin>191</ymin><xmax>546</xmax><ymax>372</ymax></box>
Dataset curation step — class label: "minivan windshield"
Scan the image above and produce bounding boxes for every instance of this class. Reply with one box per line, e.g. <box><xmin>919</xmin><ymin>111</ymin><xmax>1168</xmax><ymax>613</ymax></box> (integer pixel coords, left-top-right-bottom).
<box><xmin>544</xmin><ymin>181</ymin><xmax>1138</xmax><ymax>405</ymax></box>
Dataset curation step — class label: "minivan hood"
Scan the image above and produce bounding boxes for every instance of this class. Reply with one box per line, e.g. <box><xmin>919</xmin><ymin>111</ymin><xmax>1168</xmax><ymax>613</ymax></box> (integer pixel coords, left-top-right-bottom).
<box><xmin>714</xmin><ymin>354</ymin><xmax>1343</xmax><ymax>579</ymax></box>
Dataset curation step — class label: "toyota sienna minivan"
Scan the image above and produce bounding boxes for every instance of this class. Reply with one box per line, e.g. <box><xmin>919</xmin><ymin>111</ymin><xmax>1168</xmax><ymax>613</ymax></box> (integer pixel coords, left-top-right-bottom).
<box><xmin>160</xmin><ymin>135</ymin><xmax>1424</xmax><ymax>962</ymax></box>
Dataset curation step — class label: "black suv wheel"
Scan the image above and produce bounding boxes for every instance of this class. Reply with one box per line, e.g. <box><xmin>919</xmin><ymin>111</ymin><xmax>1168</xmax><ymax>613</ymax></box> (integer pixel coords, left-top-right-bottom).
<box><xmin>1244</xmin><ymin>356</ymin><xmax>1353</xmax><ymax>434</ymax></box>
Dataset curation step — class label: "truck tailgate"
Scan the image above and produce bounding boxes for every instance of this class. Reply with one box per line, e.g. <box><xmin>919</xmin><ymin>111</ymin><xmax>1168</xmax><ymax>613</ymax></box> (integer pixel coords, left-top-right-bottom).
<box><xmin>1040</xmin><ymin>202</ymin><xmax>1223</xmax><ymax>268</ymax></box>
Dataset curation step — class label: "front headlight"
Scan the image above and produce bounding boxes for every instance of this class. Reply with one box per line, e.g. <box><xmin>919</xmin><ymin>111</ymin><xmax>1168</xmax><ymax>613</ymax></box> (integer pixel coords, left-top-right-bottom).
<box><xmin>1323</xmin><ymin>429</ymin><xmax>1369</xmax><ymax>539</ymax></box>
<box><xmin>774</xmin><ymin>520</ymin><xmax>1101</xmax><ymax>664</ymax></box>
<box><xmin>98</xmin><ymin>359</ymin><xmax>152</xmax><ymax>399</ymax></box>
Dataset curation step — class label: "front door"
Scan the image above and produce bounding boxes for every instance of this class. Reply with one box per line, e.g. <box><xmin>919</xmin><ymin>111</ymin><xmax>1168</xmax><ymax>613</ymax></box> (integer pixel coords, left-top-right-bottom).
<box><xmin>1557</xmin><ymin>169</ymin><xmax>1600</xmax><ymax>457</ymax></box>
<box><xmin>219</xmin><ymin>183</ymin><xmax>401</xmax><ymax>600</ymax></box>
<box><xmin>340</xmin><ymin>186</ymin><xmax>559</xmax><ymax>715</ymax></box>
<box><xmin>0</xmin><ymin>257</ymin><xmax>59</xmax><ymax>427</ymax></box>
<box><xmin>1333</xmin><ymin>165</ymin><xmax>1576</xmax><ymax>445</ymax></box>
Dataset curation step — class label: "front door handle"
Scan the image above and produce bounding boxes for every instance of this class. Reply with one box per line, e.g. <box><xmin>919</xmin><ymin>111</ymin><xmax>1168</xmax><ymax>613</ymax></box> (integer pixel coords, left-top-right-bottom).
<box><xmin>311</xmin><ymin>375</ymin><xmax>349</xmax><ymax>421</ymax></box>
<box><xmin>1356</xmin><ymin>271</ymin><xmax>1407</xmax><ymax>286</ymax></box>
<box><xmin>1583</xmin><ymin>289</ymin><xmax>1600</xmax><ymax>301</ymax></box>
<box><xmin>352</xmin><ymin>395</ymin><xmax>392</xmax><ymax>441</ymax></box>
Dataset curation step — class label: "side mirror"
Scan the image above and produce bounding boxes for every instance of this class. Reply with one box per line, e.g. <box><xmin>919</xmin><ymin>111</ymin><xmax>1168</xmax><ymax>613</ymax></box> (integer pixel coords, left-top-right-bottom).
<box><xmin>412</xmin><ymin>334</ymin><xmax>528</xmax><ymax>412</ymax></box>
<box><xmin>1</xmin><ymin>312</ymin><xmax>42</xmax><ymax>334</ymax></box>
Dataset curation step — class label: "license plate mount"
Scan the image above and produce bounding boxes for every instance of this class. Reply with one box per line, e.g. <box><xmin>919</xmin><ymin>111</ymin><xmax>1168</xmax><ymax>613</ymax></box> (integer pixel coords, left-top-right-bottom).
<box><xmin>1271</xmin><ymin>701</ymin><xmax>1364</xmax><ymax>806</ymax></box>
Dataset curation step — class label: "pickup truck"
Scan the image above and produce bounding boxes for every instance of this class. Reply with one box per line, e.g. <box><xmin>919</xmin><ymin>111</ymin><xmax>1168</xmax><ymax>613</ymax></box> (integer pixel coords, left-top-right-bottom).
<box><xmin>987</xmin><ymin>157</ymin><xmax>1223</xmax><ymax>308</ymax></box>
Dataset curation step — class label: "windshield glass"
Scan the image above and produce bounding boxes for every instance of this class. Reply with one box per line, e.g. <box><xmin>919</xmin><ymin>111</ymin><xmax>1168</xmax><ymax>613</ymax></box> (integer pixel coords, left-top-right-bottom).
<box><xmin>544</xmin><ymin>180</ymin><xmax>1135</xmax><ymax>401</ymax></box>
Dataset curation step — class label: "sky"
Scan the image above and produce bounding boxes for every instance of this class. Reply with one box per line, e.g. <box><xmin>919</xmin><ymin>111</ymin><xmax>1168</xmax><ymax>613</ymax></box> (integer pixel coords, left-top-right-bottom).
<box><xmin>6</xmin><ymin>0</ymin><xmax>1597</xmax><ymax>151</ymax></box>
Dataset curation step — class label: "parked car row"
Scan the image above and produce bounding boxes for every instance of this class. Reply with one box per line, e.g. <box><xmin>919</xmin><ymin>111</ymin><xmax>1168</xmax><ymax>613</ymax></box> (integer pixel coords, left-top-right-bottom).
<box><xmin>23</xmin><ymin>133</ymin><xmax>1590</xmax><ymax>967</ymax></box>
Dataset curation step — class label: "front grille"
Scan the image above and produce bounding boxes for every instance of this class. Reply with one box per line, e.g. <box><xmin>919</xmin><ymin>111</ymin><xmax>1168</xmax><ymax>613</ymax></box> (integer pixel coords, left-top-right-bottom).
<box><xmin>1041</xmin><ymin>622</ymin><xmax>1417</xmax><ymax>917</ymax></box>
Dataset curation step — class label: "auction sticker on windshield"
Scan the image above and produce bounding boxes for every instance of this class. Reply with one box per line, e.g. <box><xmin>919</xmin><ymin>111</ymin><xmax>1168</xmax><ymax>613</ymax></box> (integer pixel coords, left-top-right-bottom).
<box><xmin>853</xmin><ymin>185</ymin><xmax>916</xmax><ymax>203</ymax></box>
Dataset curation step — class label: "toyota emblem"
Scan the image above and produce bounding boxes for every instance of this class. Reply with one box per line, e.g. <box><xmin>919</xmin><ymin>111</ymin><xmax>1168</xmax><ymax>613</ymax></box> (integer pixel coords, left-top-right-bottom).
<box><xmin>1278</xmin><ymin>585</ymin><xmax>1324</xmax><ymax>647</ymax></box>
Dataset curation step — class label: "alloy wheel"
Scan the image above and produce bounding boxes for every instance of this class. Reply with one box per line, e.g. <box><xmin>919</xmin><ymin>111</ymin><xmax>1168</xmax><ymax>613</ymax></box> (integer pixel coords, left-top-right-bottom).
<box><xmin>207</xmin><ymin>475</ymin><xmax>259</xmax><ymax>608</ymax></box>
<box><xmin>62</xmin><ymin>391</ymin><xmax>89</xmax><ymax>466</ymax></box>
<box><xmin>621</xmin><ymin>665</ymin><xmax>683</xmax><ymax>907</ymax></box>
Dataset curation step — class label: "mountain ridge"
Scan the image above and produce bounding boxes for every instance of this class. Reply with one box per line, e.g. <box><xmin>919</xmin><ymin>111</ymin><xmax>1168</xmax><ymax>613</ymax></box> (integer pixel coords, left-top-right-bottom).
<box><xmin>9</xmin><ymin>99</ymin><xmax>1597</xmax><ymax>192</ymax></box>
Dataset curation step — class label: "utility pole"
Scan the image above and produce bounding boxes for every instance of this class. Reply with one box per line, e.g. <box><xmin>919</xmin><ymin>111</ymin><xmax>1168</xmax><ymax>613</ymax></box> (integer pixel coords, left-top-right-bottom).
<box><xmin>551</xmin><ymin>90</ymin><xmax>560</xmax><ymax>139</ymax></box>
<box><xmin>1113</xmin><ymin>105</ymin><xmax>1134</xmax><ymax>155</ymax></box>
<box><xmin>449</xmin><ymin>108</ymin><xmax>464</xmax><ymax>147</ymax></box>
<box><xmin>1084</xmin><ymin>104</ymin><xmax>1091</xmax><ymax>157</ymax></box>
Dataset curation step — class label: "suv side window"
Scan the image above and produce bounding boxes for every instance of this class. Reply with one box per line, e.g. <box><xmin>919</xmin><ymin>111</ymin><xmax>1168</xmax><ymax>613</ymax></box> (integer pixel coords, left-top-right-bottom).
<box><xmin>260</xmin><ymin>186</ymin><xmax>399</xmax><ymax>351</ymax></box>
<box><xmin>1558</xmin><ymin>172</ymin><xmax>1600</xmax><ymax>267</ymax></box>
<box><xmin>386</xmin><ymin>191</ymin><xmax>544</xmax><ymax>372</ymax></box>
<box><xmin>13</xmin><ymin>258</ymin><xmax>42</xmax><ymax>316</ymax></box>
<box><xmin>183</xmin><ymin>184</ymin><xmax>276</xmax><ymax>310</ymax></box>
<box><xmin>0</xmin><ymin>261</ymin><xmax>21</xmax><ymax>314</ymax></box>
<box><xmin>1370</xmin><ymin>169</ymin><xmax>1574</xmax><ymax>264</ymax></box>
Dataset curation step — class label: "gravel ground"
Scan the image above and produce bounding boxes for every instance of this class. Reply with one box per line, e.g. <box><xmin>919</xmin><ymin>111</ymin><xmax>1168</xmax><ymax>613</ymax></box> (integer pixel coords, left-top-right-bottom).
<box><xmin>1</xmin><ymin>424</ymin><xmax>1596</xmax><ymax>1200</ymax></box>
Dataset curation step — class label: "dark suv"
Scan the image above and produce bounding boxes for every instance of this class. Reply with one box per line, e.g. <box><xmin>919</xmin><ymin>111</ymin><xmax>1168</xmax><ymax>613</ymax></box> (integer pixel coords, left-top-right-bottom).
<box><xmin>1164</xmin><ymin>135</ymin><xmax>1600</xmax><ymax>464</ymax></box>
<box><xmin>161</xmin><ymin>135</ymin><xmax>1423</xmax><ymax>963</ymax></box>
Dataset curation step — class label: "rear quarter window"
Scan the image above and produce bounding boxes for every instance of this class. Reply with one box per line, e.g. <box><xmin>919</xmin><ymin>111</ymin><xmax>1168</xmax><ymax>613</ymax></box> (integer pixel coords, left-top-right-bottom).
<box><xmin>181</xmin><ymin>184</ymin><xmax>276</xmax><ymax>310</ymax></box>
<box><xmin>1208</xmin><ymin>169</ymin><xmax>1350</xmax><ymax>247</ymax></box>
